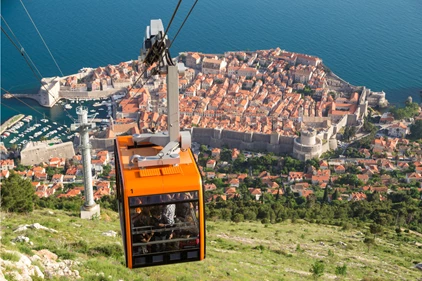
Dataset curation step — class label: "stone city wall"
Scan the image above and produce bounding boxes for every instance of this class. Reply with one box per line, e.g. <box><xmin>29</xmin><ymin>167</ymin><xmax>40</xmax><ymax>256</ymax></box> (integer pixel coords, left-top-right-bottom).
<box><xmin>20</xmin><ymin>142</ymin><xmax>75</xmax><ymax>166</ymax></box>
<box><xmin>321</xmin><ymin>141</ymin><xmax>330</xmax><ymax>154</ymax></box>
<box><xmin>359</xmin><ymin>86</ymin><xmax>368</xmax><ymax>104</ymax></box>
<box><xmin>252</xmin><ymin>133</ymin><xmax>271</xmax><ymax>143</ymax></box>
<box><xmin>59</xmin><ymin>89</ymin><xmax>118</xmax><ymax>99</ymax></box>
<box><xmin>191</xmin><ymin>127</ymin><xmax>296</xmax><ymax>155</ymax></box>
<box><xmin>329</xmin><ymin>138</ymin><xmax>338</xmax><ymax>150</ymax></box>
<box><xmin>347</xmin><ymin>113</ymin><xmax>358</xmax><ymax>126</ymax></box>
<box><xmin>332</xmin><ymin>115</ymin><xmax>348</xmax><ymax>135</ymax></box>
<box><xmin>303</xmin><ymin>116</ymin><xmax>331</xmax><ymax>123</ymax></box>
<box><xmin>85</xmin><ymin>127</ymin><xmax>306</xmax><ymax>157</ymax></box>
<box><xmin>90</xmin><ymin>138</ymin><xmax>115</xmax><ymax>152</ymax></box>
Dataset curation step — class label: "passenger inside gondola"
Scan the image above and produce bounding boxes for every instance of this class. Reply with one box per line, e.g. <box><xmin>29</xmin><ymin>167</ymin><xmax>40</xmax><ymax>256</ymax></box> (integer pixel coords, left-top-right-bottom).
<box><xmin>129</xmin><ymin>192</ymin><xmax>200</xmax><ymax>256</ymax></box>
<box><xmin>132</xmin><ymin>206</ymin><xmax>154</xmax><ymax>254</ymax></box>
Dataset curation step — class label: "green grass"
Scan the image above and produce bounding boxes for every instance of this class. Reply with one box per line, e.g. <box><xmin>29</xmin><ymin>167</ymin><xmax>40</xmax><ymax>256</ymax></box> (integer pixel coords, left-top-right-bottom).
<box><xmin>1</xmin><ymin>209</ymin><xmax>421</xmax><ymax>280</ymax></box>
<box><xmin>2</xmin><ymin>251</ymin><xmax>20</xmax><ymax>262</ymax></box>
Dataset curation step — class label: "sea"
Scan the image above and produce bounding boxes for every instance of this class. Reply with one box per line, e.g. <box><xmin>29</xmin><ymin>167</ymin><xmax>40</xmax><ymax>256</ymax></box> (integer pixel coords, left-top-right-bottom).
<box><xmin>1</xmin><ymin>0</ymin><xmax>422</xmax><ymax>129</ymax></box>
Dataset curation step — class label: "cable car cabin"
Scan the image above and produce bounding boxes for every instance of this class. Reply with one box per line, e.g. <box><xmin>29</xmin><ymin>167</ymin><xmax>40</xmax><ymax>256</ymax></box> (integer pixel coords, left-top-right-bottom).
<box><xmin>114</xmin><ymin>134</ymin><xmax>205</xmax><ymax>268</ymax></box>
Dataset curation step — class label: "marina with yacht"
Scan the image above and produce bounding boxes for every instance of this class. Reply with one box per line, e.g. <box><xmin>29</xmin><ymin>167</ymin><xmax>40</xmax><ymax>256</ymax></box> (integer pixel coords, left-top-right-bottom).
<box><xmin>1</xmin><ymin>115</ymin><xmax>75</xmax><ymax>146</ymax></box>
<box><xmin>1</xmin><ymin>59</ymin><xmax>137</xmax><ymax>149</ymax></box>
<box><xmin>1</xmin><ymin>95</ymin><xmax>115</xmax><ymax>149</ymax></box>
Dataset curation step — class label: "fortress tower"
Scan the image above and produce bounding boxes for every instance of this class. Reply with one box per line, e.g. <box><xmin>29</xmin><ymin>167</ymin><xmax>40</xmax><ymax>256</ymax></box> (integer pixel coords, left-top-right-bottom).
<box><xmin>38</xmin><ymin>77</ymin><xmax>61</xmax><ymax>107</ymax></box>
<box><xmin>300</xmin><ymin>129</ymin><xmax>316</xmax><ymax>145</ymax></box>
<box><xmin>293</xmin><ymin>128</ymin><xmax>322</xmax><ymax>161</ymax></box>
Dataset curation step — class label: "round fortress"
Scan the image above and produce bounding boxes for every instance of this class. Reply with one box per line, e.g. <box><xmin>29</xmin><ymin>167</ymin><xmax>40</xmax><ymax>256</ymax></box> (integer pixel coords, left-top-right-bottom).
<box><xmin>293</xmin><ymin>128</ymin><xmax>323</xmax><ymax>160</ymax></box>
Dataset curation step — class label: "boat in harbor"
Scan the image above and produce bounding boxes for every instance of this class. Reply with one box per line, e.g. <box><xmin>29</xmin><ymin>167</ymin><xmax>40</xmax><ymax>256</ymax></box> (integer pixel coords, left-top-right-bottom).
<box><xmin>22</xmin><ymin>115</ymin><xmax>33</xmax><ymax>122</ymax></box>
<box><xmin>65</xmin><ymin>104</ymin><xmax>72</xmax><ymax>109</ymax></box>
<box><xmin>93</xmin><ymin>102</ymin><xmax>102</xmax><ymax>107</ymax></box>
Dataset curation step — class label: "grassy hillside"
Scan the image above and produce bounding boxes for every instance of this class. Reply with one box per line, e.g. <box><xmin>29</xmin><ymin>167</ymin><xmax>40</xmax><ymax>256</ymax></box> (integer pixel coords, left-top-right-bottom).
<box><xmin>1</xmin><ymin>208</ymin><xmax>421</xmax><ymax>280</ymax></box>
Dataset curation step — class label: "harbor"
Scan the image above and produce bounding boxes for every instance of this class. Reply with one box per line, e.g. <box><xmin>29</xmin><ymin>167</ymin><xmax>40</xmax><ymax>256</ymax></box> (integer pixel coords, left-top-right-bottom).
<box><xmin>0</xmin><ymin>114</ymin><xmax>25</xmax><ymax>135</ymax></box>
<box><xmin>0</xmin><ymin>97</ymin><xmax>115</xmax><ymax>148</ymax></box>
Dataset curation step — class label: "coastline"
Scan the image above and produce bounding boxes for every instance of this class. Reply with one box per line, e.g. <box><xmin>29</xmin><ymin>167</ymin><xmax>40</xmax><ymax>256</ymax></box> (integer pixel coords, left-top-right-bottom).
<box><xmin>0</xmin><ymin>48</ymin><xmax>390</xmax><ymax>153</ymax></box>
<box><xmin>2</xmin><ymin>53</ymin><xmax>393</xmax><ymax>113</ymax></box>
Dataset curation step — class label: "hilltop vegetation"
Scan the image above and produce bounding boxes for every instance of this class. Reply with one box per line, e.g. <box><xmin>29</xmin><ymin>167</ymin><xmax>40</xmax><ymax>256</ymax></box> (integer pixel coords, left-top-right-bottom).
<box><xmin>1</xmin><ymin>208</ymin><xmax>421</xmax><ymax>281</ymax></box>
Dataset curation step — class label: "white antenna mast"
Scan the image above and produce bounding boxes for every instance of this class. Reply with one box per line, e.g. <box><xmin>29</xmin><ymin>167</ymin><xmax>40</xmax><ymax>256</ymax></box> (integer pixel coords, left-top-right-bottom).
<box><xmin>71</xmin><ymin>106</ymin><xmax>100</xmax><ymax>219</ymax></box>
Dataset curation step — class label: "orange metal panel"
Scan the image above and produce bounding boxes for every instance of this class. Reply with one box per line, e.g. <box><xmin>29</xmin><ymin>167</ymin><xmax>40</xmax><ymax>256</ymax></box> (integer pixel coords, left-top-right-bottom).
<box><xmin>115</xmin><ymin>135</ymin><xmax>205</xmax><ymax>268</ymax></box>
<box><xmin>139</xmin><ymin>168</ymin><xmax>161</xmax><ymax>177</ymax></box>
<box><xmin>161</xmin><ymin>166</ymin><xmax>183</xmax><ymax>175</ymax></box>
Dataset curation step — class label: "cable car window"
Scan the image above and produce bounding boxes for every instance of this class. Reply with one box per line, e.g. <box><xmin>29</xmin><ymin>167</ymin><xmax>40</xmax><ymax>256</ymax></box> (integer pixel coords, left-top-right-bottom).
<box><xmin>129</xmin><ymin>191</ymin><xmax>200</xmax><ymax>267</ymax></box>
<box><xmin>129</xmin><ymin>192</ymin><xmax>199</xmax><ymax>207</ymax></box>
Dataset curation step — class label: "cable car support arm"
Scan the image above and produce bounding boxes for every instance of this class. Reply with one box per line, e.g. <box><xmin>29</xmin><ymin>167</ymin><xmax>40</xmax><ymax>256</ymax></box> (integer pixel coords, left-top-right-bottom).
<box><xmin>130</xmin><ymin>19</ymin><xmax>188</xmax><ymax>169</ymax></box>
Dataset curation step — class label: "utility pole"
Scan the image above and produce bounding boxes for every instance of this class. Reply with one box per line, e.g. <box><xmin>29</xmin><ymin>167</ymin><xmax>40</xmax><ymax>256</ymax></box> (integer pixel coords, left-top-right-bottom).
<box><xmin>71</xmin><ymin>106</ymin><xmax>100</xmax><ymax>219</ymax></box>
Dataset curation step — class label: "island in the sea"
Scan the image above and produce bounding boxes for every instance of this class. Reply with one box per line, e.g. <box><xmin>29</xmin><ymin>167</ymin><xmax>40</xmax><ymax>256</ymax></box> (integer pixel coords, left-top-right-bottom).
<box><xmin>5</xmin><ymin>48</ymin><xmax>389</xmax><ymax>160</ymax></box>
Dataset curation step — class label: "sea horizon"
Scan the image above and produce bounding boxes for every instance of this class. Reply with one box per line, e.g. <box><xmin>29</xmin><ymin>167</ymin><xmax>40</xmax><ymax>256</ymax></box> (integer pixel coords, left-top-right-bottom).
<box><xmin>2</xmin><ymin>0</ymin><xmax>422</xmax><ymax>124</ymax></box>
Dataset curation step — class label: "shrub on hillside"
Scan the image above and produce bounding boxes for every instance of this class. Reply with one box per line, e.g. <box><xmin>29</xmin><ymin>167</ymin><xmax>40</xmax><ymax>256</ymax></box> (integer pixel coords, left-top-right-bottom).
<box><xmin>36</xmin><ymin>196</ymin><xmax>83</xmax><ymax>211</ymax></box>
<box><xmin>335</xmin><ymin>264</ymin><xmax>347</xmax><ymax>276</ymax></box>
<box><xmin>310</xmin><ymin>260</ymin><xmax>325</xmax><ymax>279</ymax></box>
<box><xmin>99</xmin><ymin>195</ymin><xmax>118</xmax><ymax>212</ymax></box>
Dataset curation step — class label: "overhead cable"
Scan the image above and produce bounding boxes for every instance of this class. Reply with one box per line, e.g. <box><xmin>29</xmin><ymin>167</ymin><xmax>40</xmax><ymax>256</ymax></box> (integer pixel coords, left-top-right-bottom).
<box><xmin>1</xmin><ymin>87</ymin><xmax>48</xmax><ymax>119</ymax></box>
<box><xmin>1</xmin><ymin>14</ymin><xmax>43</xmax><ymax>78</ymax></box>
<box><xmin>122</xmin><ymin>0</ymin><xmax>183</xmax><ymax>112</ymax></box>
<box><xmin>1</xmin><ymin>26</ymin><xmax>59</xmax><ymax>104</ymax></box>
<box><xmin>128</xmin><ymin>0</ymin><xmax>183</xmax><ymax>91</ymax></box>
<box><xmin>168</xmin><ymin>0</ymin><xmax>199</xmax><ymax>49</ymax></box>
<box><xmin>19</xmin><ymin>0</ymin><xmax>64</xmax><ymax>76</ymax></box>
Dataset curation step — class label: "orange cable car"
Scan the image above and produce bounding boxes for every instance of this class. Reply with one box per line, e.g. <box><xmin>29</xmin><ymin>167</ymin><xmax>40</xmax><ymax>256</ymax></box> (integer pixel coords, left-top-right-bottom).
<box><xmin>115</xmin><ymin>133</ymin><xmax>205</xmax><ymax>268</ymax></box>
<box><xmin>115</xmin><ymin>19</ymin><xmax>205</xmax><ymax>268</ymax></box>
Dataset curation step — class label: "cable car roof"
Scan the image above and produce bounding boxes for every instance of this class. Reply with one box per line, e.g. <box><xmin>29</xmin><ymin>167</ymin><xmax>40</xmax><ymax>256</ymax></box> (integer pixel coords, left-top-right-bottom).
<box><xmin>116</xmin><ymin>135</ymin><xmax>201</xmax><ymax>196</ymax></box>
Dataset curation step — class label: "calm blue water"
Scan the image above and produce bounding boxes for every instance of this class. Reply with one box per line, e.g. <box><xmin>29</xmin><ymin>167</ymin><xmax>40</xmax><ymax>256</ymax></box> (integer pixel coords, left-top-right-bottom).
<box><xmin>2</xmin><ymin>0</ymin><xmax>422</xmax><ymax>124</ymax></box>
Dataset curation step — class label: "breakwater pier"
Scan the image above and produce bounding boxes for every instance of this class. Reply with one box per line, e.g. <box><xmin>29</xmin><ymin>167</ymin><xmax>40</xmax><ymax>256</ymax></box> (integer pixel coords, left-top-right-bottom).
<box><xmin>0</xmin><ymin>114</ymin><xmax>25</xmax><ymax>134</ymax></box>
<box><xmin>3</xmin><ymin>93</ymin><xmax>43</xmax><ymax>104</ymax></box>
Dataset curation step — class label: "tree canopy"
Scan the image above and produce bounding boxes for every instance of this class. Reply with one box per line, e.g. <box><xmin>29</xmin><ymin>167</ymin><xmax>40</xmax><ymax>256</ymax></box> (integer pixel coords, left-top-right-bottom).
<box><xmin>390</xmin><ymin>102</ymin><xmax>419</xmax><ymax>120</ymax></box>
<box><xmin>334</xmin><ymin>174</ymin><xmax>363</xmax><ymax>188</ymax></box>
<box><xmin>409</xmin><ymin>120</ymin><xmax>422</xmax><ymax>140</ymax></box>
<box><xmin>343</xmin><ymin>126</ymin><xmax>357</xmax><ymax>141</ymax></box>
<box><xmin>1</xmin><ymin>172</ymin><xmax>36</xmax><ymax>213</ymax></box>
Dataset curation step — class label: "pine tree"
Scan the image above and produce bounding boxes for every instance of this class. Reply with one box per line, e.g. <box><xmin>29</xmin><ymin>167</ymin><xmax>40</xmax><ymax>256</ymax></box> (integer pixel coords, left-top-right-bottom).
<box><xmin>322</xmin><ymin>186</ymin><xmax>329</xmax><ymax>203</ymax></box>
<box><xmin>332</xmin><ymin>189</ymin><xmax>340</xmax><ymax>201</ymax></box>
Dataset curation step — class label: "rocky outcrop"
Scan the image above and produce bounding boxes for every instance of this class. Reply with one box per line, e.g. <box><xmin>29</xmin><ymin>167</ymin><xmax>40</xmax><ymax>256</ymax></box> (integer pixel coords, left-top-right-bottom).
<box><xmin>102</xmin><ymin>230</ymin><xmax>117</xmax><ymax>237</ymax></box>
<box><xmin>0</xmin><ymin>249</ymin><xmax>80</xmax><ymax>281</ymax></box>
<box><xmin>13</xmin><ymin>223</ymin><xmax>58</xmax><ymax>233</ymax></box>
